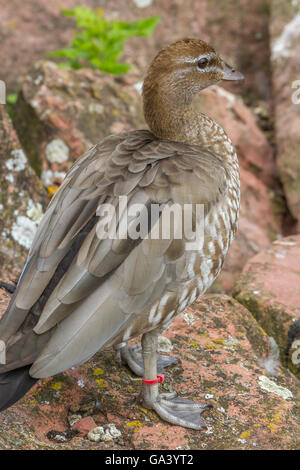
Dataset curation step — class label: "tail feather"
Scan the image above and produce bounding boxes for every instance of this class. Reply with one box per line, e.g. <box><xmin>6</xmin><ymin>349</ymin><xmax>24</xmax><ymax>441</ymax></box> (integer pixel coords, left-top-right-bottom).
<box><xmin>0</xmin><ymin>281</ymin><xmax>16</xmax><ymax>294</ymax></box>
<box><xmin>0</xmin><ymin>365</ymin><xmax>37</xmax><ymax>412</ymax></box>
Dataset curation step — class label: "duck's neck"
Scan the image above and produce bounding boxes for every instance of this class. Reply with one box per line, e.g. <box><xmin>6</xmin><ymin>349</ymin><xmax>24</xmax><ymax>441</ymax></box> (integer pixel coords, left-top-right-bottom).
<box><xmin>143</xmin><ymin>89</ymin><xmax>235</xmax><ymax>159</ymax></box>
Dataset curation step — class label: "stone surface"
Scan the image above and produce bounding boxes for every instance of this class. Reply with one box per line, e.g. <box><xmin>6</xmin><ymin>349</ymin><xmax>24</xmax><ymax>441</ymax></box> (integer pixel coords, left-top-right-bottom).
<box><xmin>0</xmin><ymin>105</ymin><xmax>48</xmax><ymax>280</ymax></box>
<box><xmin>0</xmin><ymin>0</ymin><xmax>271</xmax><ymax>107</ymax></box>
<box><xmin>233</xmin><ymin>235</ymin><xmax>300</xmax><ymax>379</ymax></box>
<box><xmin>270</xmin><ymin>1</ymin><xmax>300</xmax><ymax>228</ymax></box>
<box><xmin>194</xmin><ymin>86</ymin><xmax>275</xmax><ymax>186</ymax></box>
<box><xmin>87</xmin><ymin>424</ymin><xmax>122</xmax><ymax>442</ymax></box>
<box><xmin>12</xmin><ymin>61</ymin><xmax>144</xmax><ymax>189</ymax></box>
<box><xmin>0</xmin><ymin>294</ymin><xmax>299</xmax><ymax>450</ymax></box>
<box><xmin>72</xmin><ymin>416</ymin><xmax>97</xmax><ymax>436</ymax></box>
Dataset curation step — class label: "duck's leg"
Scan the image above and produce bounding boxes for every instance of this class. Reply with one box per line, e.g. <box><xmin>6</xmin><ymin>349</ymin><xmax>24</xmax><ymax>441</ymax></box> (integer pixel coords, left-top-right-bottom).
<box><xmin>140</xmin><ymin>331</ymin><xmax>212</xmax><ymax>430</ymax></box>
<box><xmin>115</xmin><ymin>341</ymin><xmax>178</xmax><ymax>377</ymax></box>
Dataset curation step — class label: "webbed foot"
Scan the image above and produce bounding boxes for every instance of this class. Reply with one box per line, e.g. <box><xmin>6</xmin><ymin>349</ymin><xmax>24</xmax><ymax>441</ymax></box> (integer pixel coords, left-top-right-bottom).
<box><xmin>143</xmin><ymin>391</ymin><xmax>212</xmax><ymax>430</ymax></box>
<box><xmin>117</xmin><ymin>343</ymin><xmax>179</xmax><ymax>376</ymax></box>
<box><xmin>136</xmin><ymin>332</ymin><xmax>212</xmax><ymax>430</ymax></box>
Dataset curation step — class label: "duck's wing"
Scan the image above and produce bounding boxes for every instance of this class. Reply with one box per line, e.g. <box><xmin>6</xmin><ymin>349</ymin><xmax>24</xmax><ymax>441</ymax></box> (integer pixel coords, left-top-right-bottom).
<box><xmin>0</xmin><ymin>130</ymin><xmax>227</xmax><ymax>378</ymax></box>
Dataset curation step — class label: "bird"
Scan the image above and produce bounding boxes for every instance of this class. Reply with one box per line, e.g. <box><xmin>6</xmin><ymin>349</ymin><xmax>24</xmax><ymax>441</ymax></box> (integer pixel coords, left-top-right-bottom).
<box><xmin>0</xmin><ymin>38</ymin><xmax>243</xmax><ymax>430</ymax></box>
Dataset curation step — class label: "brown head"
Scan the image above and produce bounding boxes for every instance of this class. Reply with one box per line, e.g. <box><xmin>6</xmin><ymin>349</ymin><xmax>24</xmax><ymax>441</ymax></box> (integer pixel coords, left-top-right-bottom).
<box><xmin>143</xmin><ymin>38</ymin><xmax>244</xmax><ymax>141</ymax></box>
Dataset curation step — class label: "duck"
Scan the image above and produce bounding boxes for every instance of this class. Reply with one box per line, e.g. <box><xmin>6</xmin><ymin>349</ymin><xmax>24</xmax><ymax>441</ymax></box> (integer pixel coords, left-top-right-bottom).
<box><xmin>0</xmin><ymin>38</ymin><xmax>243</xmax><ymax>430</ymax></box>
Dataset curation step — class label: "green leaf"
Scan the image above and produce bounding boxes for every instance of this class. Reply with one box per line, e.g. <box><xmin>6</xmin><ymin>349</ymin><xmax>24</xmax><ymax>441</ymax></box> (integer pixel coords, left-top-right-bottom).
<box><xmin>61</xmin><ymin>9</ymin><xmax>75</xmax><ymax>17</ymax></box>
<box><xmin>7</xmin><ymin>93</ymin><xmax>18</xmax><ymax>104</ymax></box>
<box><xmin>47</xmin><ymin>7</ymin><xmax>160</xmax><ymax>75</ymax></box>
<box><xmin>98</xmin><ymin>62</ymin><xmax>131</xmax><ymax>74</ymax></box>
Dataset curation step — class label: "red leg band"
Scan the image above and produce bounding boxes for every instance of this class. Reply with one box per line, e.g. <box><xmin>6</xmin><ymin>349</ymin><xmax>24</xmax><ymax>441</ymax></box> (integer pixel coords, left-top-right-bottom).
<box><xmin>142</xmin><ymin>374</ymin><xmax>164</xmax><ymax>385</ymax></box>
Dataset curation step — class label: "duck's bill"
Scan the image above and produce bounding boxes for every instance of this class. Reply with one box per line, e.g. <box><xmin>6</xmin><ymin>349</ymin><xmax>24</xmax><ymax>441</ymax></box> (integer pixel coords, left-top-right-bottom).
<box><xmin>221</xmin><ymin>60</ymin><xmax>244</xmax><ymax>81</ymax></box>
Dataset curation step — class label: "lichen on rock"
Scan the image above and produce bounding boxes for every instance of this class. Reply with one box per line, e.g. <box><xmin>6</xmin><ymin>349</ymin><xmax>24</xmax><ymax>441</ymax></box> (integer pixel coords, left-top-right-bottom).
<box><xmin>0</xmin><ymin>106</ymin><xmax>49</xmax><ymax>278</ymax></box>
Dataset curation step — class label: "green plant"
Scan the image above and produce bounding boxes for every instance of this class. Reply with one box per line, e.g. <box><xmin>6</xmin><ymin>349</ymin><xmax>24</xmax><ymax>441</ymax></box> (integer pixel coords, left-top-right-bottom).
<box><xmin>6</xmin><ymin>92</ymin><xmax>18</xmax><ymax>119</ymax></box>
<box><xmin>49</xmin><ymin>6</ymin><xmax>160</xmax><ymax>74</ymax></box>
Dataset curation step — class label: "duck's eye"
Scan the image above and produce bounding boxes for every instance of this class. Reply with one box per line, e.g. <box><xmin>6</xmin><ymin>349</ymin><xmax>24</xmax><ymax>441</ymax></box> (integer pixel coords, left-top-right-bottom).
<box><xmin>197</xmin><ymin>58</ymin><xmax>208</xmax><ymax>69</ymax></box>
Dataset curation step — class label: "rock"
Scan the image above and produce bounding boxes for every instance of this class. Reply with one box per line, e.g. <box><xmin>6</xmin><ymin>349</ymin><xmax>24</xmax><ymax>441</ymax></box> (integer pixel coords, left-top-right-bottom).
<box><xmin>0</xmin><ymin>294</ymin><xmax>299</xmax><ymax>450</ymax></box>
<box><xmin>69</xmin><ymin>398</ymin><xmax>100</xmax><ymax>417</ymax></box>
<box><xmin>233</xmin><ymin>235</ymin><xmax>300</xmax><ymax>379</ymax></box>
<box><xmin>46</xmin><ymin>429</ymin><xmax>78</xmax><ymax>443</ymax></box>
<box><xmin>0</xmin><ymin>106</ymin><xmax>48</xmax><ymax>281</ymax></box>
<box><xmin>13</xmin><ymin>61</ymin><xmax>144</xmax><ymax>190</ymax></box>
<box><xmin>158</xmin><ymin>335</ymin><xmax>173</xmax><ymax>353</ymax></box>
<box><xmin>67</xmin><ymin>414</ymin><xmax>82</xmax><ymax>427</ymax></box>
<box><xmin>270</xmin><ymin>1</ymin><xmax>300</xmax><ymax>228</ymax></box>
<box><xmin>128</xmin><ymin>296</ymin><xmax>300</xmax><ymax>450</ymax></box>
<box><xmin>203</xmin><ymin>0</ymin><xmax>272</xmax><ymax>105</ymax></box>
<box><xmin>87</xmin><ymin>424</ymin><xmax>122</xmax><ymax>443</ymax></box>
<box><xmin>72</xmin><ymin>416</ymin><xmax>97</xmax><ymax>436</ymax></box>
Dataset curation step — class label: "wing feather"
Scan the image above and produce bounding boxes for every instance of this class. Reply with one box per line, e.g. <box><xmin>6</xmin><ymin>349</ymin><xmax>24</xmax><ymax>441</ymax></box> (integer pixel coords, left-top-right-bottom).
<box><xmin>0</xmin><ymin>129</ymin><xmax>228</xmax><ymax>378</ymax></box>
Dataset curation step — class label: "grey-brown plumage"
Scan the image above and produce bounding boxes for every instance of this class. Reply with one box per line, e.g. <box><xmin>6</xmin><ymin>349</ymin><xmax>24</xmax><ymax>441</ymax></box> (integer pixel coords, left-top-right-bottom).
<box><xmin>0</xmin><ymin>38</ymin><xmax>243</xmax><ymax>429</ymax></box>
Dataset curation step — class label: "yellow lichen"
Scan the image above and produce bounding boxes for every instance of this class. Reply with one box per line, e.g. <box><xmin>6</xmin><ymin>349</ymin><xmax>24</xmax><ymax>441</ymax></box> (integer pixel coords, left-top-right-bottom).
<box><xmin>47</xmin><ymin>186</ymin><xmax>59</xmax><ymax>197</ymax></box>
<box><xmin>50</xmin><ymin>381</ymin><xmax>62</xmax><ymax>391</ymax></box>
<box><xmin>240</xmin><ymin>430</ymin><xmax>251</xmax><ymax>439</ymax></box>
<box><xmin>268</xmin><ymin>422</ymin><xmax>278</xmax><ymax>432</ymax></box>
<box><xmin>95</xmin><ymin>378</ymin><xmax>106</xmax><ymax>388</ymax></box>
<box><xmin>265</xmin><ymin>418</ymin><xmax>278</xmax><ymax>432</ymax></box>
<box><xmin>93</xmin><ymin>367</ymin><xmax>104</xmax><ymax>376</ymax></box>
<box><xmin>205</xmin><ymin>343</ymin><xmax>215</xmax><ymax>349</ymax></box>
<box><xmin>272</xmin><ymin>413</ymin><xmax>282</xmax><ymax>423</ymax></box>
<box><xmin>258</xmin><ymin>326</ymin><xmax>268</xmax><ymax>336</ymax></box>
<box><xmin>213</xmin><ymin>339</ymin><xmax>225</xmax><ymax>345</ymax></box>
<box><xmin>125</xmin><ymin>420</ymin><xmax>143</xmax><ymax>428</ymax></box>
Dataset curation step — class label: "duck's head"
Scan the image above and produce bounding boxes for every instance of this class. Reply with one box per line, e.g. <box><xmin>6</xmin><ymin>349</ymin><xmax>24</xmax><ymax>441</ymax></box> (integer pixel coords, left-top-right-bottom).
<box><xmin>143</xmin><ymin>38</ymin><xmax>244</xmax><ymax>107</ymax></box>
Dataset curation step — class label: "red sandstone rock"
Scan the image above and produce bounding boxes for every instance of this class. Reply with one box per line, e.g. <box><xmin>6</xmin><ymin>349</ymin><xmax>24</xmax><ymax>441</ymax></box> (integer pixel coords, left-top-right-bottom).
<box><xmin>233</xmin><ymin>235</ymin><xmax>300</xmax><ymax>379</ymax></box>
<box><xmin>0</xmin><ymin>106</ymin><xmax>48</xmax><ymax>279</ymax></box>
<box><xmin>13</xmin><ymin>61</ymin><xmax>144</xmax><ymax>189</ymax></box>
<box><xmin>72</xmin><ymin>416</ymin><xmax>97</xmax><ymax>436</ymax></box>
<box><xmin>0</xmin><ymin>294</ymin><xmax>299</xmax><ymax>450</ymax></box>
<box><xmin>271</xmin><ymin>1</ymin><xmax>300</xmax><ymax>228</ymax></box>
<box><xmin>194</xmin><ymin>87</ymin><xmax>276</xmax><ymax>186</ymax></box>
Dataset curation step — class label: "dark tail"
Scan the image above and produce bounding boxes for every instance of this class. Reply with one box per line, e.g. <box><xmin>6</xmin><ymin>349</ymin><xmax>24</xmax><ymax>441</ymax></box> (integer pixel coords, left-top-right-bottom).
<box><xmin>0</xmin><ymin>365</ymin><xmax>38</xmax><ymax>412</ymax></box>
<box><xmin>0</xmin><ymin>281</ymin><xmax>17</xmax><ymax>294</ymax></box>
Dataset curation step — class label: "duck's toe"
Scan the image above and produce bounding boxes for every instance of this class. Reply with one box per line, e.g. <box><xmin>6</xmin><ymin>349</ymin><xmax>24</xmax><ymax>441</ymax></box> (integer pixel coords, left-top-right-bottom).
<box><xmin>146</xmin><ymin>392</ymin><xmax>212</xmax><ymax>430</ymax></box>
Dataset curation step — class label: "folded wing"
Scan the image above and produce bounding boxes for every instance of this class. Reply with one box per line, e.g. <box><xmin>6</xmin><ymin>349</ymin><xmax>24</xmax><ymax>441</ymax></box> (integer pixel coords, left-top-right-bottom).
<box><xmin>0</xmin><ymin>130</ymin><xmax>227</xmax><ymax>378</ymax></box>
